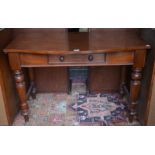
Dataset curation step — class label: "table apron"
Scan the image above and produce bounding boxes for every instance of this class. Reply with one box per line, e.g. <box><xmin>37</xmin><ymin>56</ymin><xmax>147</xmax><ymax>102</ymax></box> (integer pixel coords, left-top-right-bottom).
<box><xmin>19</xmin><ymin>51</ymin><xmax>134</xmax><ymax>67</ymax></box>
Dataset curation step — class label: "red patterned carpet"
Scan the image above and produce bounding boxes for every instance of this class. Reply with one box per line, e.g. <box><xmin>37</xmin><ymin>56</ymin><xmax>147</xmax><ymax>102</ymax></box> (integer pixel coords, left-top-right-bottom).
<box><xmin>13</xmin><ymin>90</ymin><xmax>140</xmax><ymax>126</ymax></box>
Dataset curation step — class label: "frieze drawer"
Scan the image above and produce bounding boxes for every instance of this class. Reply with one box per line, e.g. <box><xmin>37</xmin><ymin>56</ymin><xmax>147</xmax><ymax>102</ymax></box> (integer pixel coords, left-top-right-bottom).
<box><xmin>48</xmin><ymin>54</ymin><xmax>105</xmax><ymax>65</ymax></box>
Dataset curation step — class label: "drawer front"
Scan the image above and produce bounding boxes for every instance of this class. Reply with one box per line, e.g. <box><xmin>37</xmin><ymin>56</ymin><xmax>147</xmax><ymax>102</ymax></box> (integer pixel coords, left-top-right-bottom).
<box><xmin>106</xmin><ymin>52</ymin><xmax>134</xmax><ymax>65</ymax></box>
<box><xmin>20</xmin><ymin>54</ymin><xmax>48</xmax><ymax>66</ymax></box>
<box><xmin>48</xmin><ymin>54</ymin><xmax>105</xmax><ymax>65</ymax></box>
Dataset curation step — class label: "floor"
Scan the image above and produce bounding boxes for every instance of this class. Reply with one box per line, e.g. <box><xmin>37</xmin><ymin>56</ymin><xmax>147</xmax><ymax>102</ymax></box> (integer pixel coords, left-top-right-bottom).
<box><xmin>13</xmin><ymin>82</ymin><xmax>140</xmax><ymax>126</ymax></box>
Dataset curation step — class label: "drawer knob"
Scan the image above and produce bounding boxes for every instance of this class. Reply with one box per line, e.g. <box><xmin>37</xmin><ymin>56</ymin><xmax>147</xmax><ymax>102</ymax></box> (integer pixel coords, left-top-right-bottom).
<box><xmin>59</xmin><ymin>56</ymin><xmax>65</xmax><ymax>62</ymax></box>
<box><xmin>88</xmin><ymin>55</ymin><xmax>93</xmax><ymax>61</ymax></box>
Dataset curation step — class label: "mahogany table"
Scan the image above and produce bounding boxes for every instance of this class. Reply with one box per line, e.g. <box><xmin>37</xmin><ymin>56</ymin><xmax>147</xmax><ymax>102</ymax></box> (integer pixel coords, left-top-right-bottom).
<box><xmin>4</xmin><ymin>29</ymin><xmax>151</xmax><ymax>123</ymax></box>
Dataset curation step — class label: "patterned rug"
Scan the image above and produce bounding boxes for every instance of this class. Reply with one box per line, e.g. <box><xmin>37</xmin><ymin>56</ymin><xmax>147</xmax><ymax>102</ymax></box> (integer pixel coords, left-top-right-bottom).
<box><xmin>13</xmin><ymin>91</ymin><xmax>140</xmax><ymax>126</ymax></box>
<box><xmin>13</xmin><ymin>93</ymin><xmax>79</xmax><ymax>126</ymax></box>
<box><xmin>71</xmin><ymin>93</ymin><xmax>130</xmax><ymax>125</ymax></box>
<box><xmin>12</xmin><ymin>79</ymin><xmax>140</xmax><ymax>126</ymax></box>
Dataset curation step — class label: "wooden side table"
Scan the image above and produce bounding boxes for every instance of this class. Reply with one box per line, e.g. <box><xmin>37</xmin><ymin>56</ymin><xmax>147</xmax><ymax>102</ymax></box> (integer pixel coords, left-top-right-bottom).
<box><xmin>4</xmin><ymin>30</ymin><xmax>151</xmax><ymax>123</ymax></box>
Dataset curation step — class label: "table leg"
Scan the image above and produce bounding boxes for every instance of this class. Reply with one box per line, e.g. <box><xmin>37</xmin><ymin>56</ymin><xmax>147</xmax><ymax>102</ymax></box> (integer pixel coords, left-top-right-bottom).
<box><xmin>28</xmin><ymin>68</ymin><xmax>36</xmax><ymax>99</ymax></box>
<box><xmin>129</xmin><ymin>67</ymin><xmax>142</xmax><ymax>122</ymax></box>
<box><xmin>14</xmin><ymin>70</ymin><xmax>29</xmax><ymax>122</ymax></box>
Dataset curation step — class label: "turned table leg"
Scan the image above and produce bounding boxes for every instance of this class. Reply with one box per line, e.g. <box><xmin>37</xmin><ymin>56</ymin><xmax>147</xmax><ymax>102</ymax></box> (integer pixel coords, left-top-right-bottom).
<box><xmin>129</xmin><ymin>68</ymin><xmax>142</xmax><ymax>122</ymax></box>
<box><xmin>14</xmin><ymin>70</ymin><xmax>29</xmax><ymax>122</ymax></box>
<box><xmin>28</xmin><ymin>68</ymin><xmax>36</xmax><ymax>99</ymax></box>
<box><xmin>128</xmin><ymin>50</ymin><xmax>146</xmax><ymax>122</ymax></box>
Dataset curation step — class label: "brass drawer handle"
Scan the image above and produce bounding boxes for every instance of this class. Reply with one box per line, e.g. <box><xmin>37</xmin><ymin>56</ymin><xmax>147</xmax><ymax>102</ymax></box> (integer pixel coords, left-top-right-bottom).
<box><xmin>59</xmin><ymin>55</ymin><xmax>65</xmax><ymax>62</ymax></box>
<box><xmin>88</xmin><ymin>55</ymin><xmax>93</xmax><ymax>61</ymax></box>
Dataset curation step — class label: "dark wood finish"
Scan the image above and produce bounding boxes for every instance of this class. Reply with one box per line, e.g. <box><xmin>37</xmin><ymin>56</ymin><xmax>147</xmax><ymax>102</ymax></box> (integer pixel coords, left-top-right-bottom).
<box><xmin>8</xmin><ymin>53</ymin><xmax>21</xmax><ymax>70</ymax></box>
<box><xmin>129</xmin><ymin>50</ymin><xmax>146</xmax><ymax>122</ymax></box>
<box><xmin>12</xmin><ymin>29</ymin><xmax>148</xmax><ymax>94</ymax></box>
<box><xmin>106</xmin><ymin>52</ymin><xmax>134</xmax><ymax>65</ymax></box>
<box><xmin>0</xmin><ymin>29</ymin><xmax>13</xmax><ymax>49</ymax></box>
<box><xmin>17</xmin><ymin>51</ymin><xmax>136</xmax><ymax>67</ymax></box>
<box><xmin>13</xmin><ymin>29</ymin><xmax>68</xmax><ymax>93</ymax></box>
<box><xmin>48</xmin><ymin>53</ymin><xmax>105</xmax><ymax>65</ymax></box>
<box><xmin>34</xmin><ymin>68</ymin><xmax>68</xmax><ymax>93</ymax></box>
<box><xmin>0</xmin><ymin>29</ymin><xmax>18</xmax><ymax>125</ymax></box>
<box><xmin>13</xmin><ymin>29</ymin><xmax>121</xmax><ymax>93</ymax></box>
<box><xmin>0</xmin><ymin>53</ymin><xmax>19</xmax><ymax>125</ymax></box>
<box><xmin>14</xmin><ymin>70</ymin><xmax>29</xmax><ymax>122</ymax></box>
<box><xmin>4</xmin><ymin>29</ymin><xmax>150</xmax><ymax>122</ymax></box>
<box><xmin>89</xmin><ymin>66</ymin><xmax>121</xmax><ymax>93</ymax></box>
<box><xmin>34</xmin><ymin>67</ymin><xmax>68</xmax><ymax>93</ymax></box>
<box><xmin>7</xmin><ymin>53</ymin><xmax>29</xmax><ymax>122</ymax></box>
<box><xmin>129</xmin><ymin>68</ymin><xmax>143</xmax><ymax>122</ymax></box>
<box><xmin>20</xmin><ymin>54</ymin><xmax>47</xmax><ymax>66</ymax></box>
<box><xmin>89</xmin><ymin>29</ymin><xmax>150</xmax><ymax>52</ymax></box>
<box><xmin>4</xmin><ymin>31</ymin><xmax>150</xmax><ymax>54</ymax></box>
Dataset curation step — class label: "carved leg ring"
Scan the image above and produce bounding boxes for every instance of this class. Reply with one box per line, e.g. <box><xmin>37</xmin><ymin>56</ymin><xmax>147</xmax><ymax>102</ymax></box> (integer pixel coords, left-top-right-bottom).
<box><xmin>14</xmin><ymin>70</ymin><xmax>29</xmax><ymax>122</ymax></box>
<box><xmin>129</xmin><ymin>68</ymin><xmax>142</xmax><ymax>122</ymax></box>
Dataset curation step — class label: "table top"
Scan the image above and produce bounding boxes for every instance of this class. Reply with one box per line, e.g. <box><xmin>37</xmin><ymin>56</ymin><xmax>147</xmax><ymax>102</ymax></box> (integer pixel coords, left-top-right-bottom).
<box><xmin>4</xmin><ymin>30</ymin><xmax>151</xmax><ymax>55</ymax></box>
